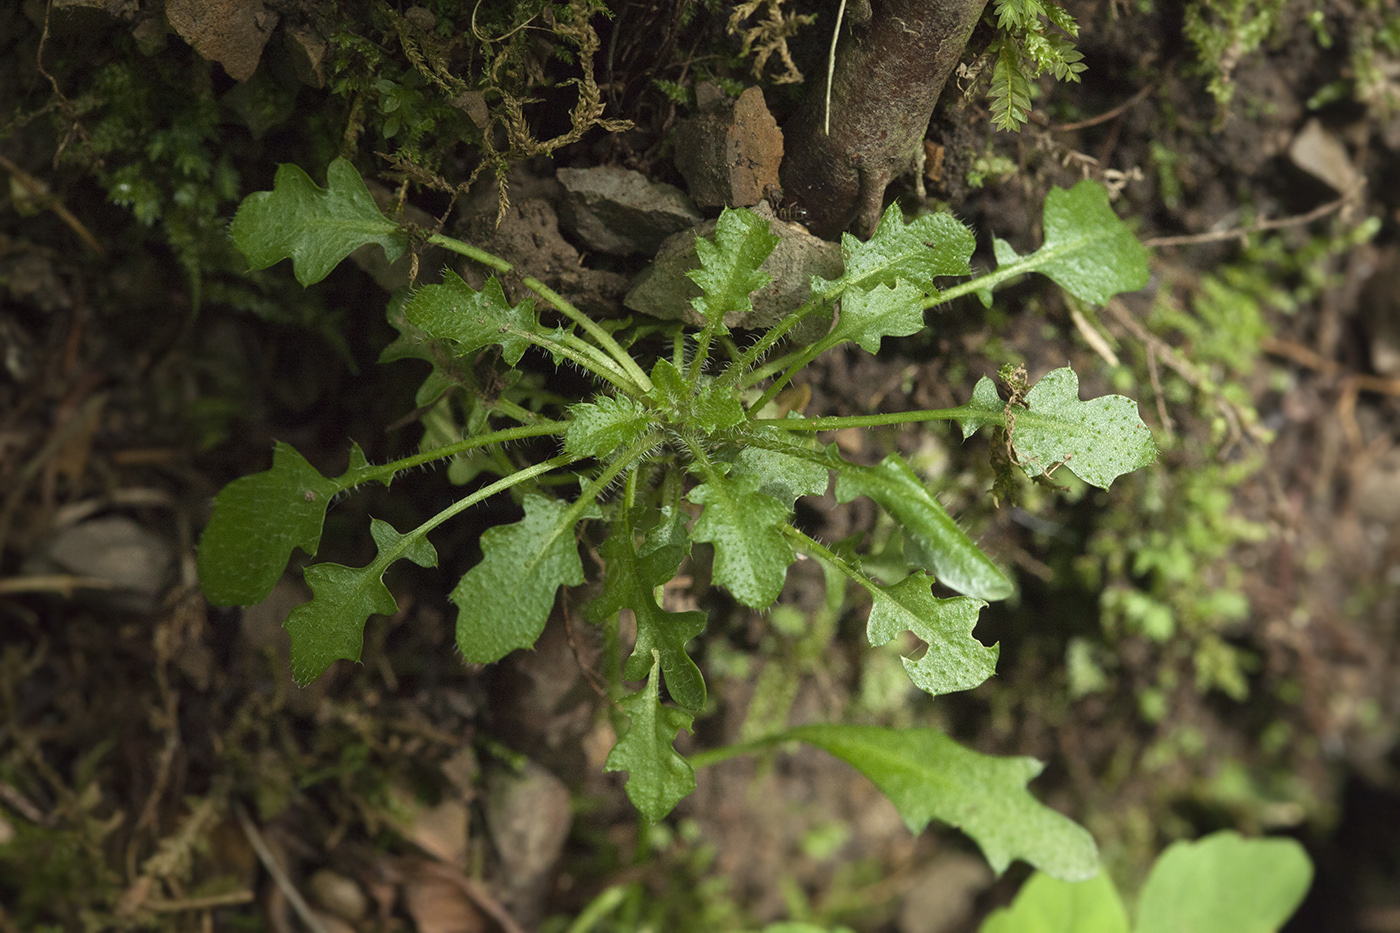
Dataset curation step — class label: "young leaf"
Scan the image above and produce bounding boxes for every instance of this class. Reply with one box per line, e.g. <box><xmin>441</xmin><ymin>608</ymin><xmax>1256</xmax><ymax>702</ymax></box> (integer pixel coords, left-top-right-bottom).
<box><xmin>405</xmin><ymin>273</ymin><xmax>536</xmax><ymax>366</ymax></box>
<box><xmin>867</xmin><ymin>576</ymin><xmax>998</xmax><ymax>697</ymax></box>
<box><xmin>283</xmin><ymin>518</ymin><xmax>438</xmax><ymax>685</ymax></box>
<box><xmin>827</xmin><ymin>280</ymin><xmax>928</xmax><ymax>354</ymax></box>
<box><xmin>688</xmin><ymin>473</ymin><xmax>793</xmax><ymax>609</ymax></box>
<box><xmin>1010</xmin><ymin>367</ymin><xmax>1156</xmax><ymax>488</ymax></box>
<box><xmin>588</xmin><ymin>510</ymin><xmax>707</xmax><ymax>710</ymax></box>
<box><xmin>198</xmin><ymin>442</ymin><xmax>379</xmax><ymax>606</ymax></box>
<box><xmin>229</xmin><ymin>157</ymin><xmax>406</xmax><ymax>286</ymax></box>
<box><xmin>452</xmin><ymin>494</ymin><xmax>586</xmax><ymax>664</ymax></box>
<box><xmin>997</xmin><ymin>180</ymin><xmax>1149</xmax><ymax>305</ymax></box>
<box><xmin>566</xmin><ymin>394</ymin><xmax>653</xmax><ymax>461</ymax></box>
<box><xmin>605</xmin><ymin>652</ymin><xmax>697</xmax><ymax>821</ymax></box>
<box><xmin>835</xmin><ymin>455</ymin><xmax>1013</xmax><ymax>601</ymax></box>
<box><xmin>1134</xmin><ymin>832</ymin><xmax>1312</xmax><ymax>933</ymax></box>
<box><xmin>813</xmin><ymin>204</ymin><xmax>975</xmax><ymax>298</ymax></box>
<box><xmin>782</xmin><ymin>724</ymin><xmax>1098</xmax><ymax>880</ymax></box>
<box><xmin>691</xmin><ymin>378</ymin><xmax>747</xmax><ymax>433</ymax></box>
<box><xmin>688</xmin><ymin>208</ymin><xmax>780</xmax><ymax>331</ymax></box>
<box><xmin>979</xmin><ymin>870</ymin><xmax>1128</xmax><ymax>933</ymax></box>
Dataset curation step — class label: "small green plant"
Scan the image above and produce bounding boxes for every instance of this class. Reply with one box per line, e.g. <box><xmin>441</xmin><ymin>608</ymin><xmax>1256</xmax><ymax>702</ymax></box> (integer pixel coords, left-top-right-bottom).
<box><xmin>979</xmin><ymin>830</ymin><xmax>1313</xmax><ymax>933</ymax></box>
<box><xmin>986</xmin><ymin>0</ymin><xmax>1087</xmax><ymax>131</ymax></box>
<box><xmin>197</xmin><ymin>158</ymin><xmax>1155</xmax><ymax>882</ymax></box>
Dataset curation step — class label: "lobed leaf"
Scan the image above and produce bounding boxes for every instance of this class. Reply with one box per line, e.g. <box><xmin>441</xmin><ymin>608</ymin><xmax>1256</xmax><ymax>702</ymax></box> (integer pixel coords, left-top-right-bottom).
<box><xmin>996</xmin><ymin>180</ymin><xmax>1149</xmax><ymax>305</ymax></box>
<box><xmin>828</xmin><ymin>280</ymin><xmax>928</xmax><ymax>354</ymax></box>
<box><xmin>956</xmin><ymin>376</ymin><xmax>1007</xmax><ymax>440</ymax></box>
<box><xmin>452</xmin><ymin>494</ymin><xmax>586</xmax><ymax>664</ymax></box>
<box><xmin>782</xmin><ymin>724</ymin><xmax>1098</xmax><ymax>880</ymax></box>
<box><xmin>688</xmin><ymin>472</ymin><xmax>794</xmax><ymax>609</ymax></box>
<box><xmin>1011</xmin><ymin>367</ymin><xmax>1157</xmax><ymax>488</ymax></box>
<box><xmin>866</xmin><ymin>576</ymin><xmax>998</xmax><ymax>697</ymax></box>
<box><xmin>813</xmin><ymin>204</ymin><xmax>975</xmax><ymax>298</ymax></box>
<box><xmin>588</xmin><ymin>508</ymin><xmax>707</xmax><ymax>710</ymax></box>
<box><xmin>229</xmin><ymin>158</ymin><xmax>406</xmax><ymax>286</ymax></box>
<box><xmin>198</xmin><ymin>442</ymin><xmax>378</xmax><ymax>606</ymax></box>
<box><xmin>283</xmin><ymin>518</ymin><xmax>438</xmax><ymax>685</ymax></box>
<box><xmin>1134</xmin><ymin>832</ymin><xmax>1312</xmax><ymax>933</ymax></box>
<box><xmin>978</xmin><ymin>871</ymin><xmax>1128</xmax><ymax>933</ymax></box>
<box><xmin>835</xmin><ymin>455</ymin><xmax>1013</xmax><ymax>601</ymax></box>
<box><xmin>405</xmin><ymin>273</ymin><xmax>536</xmax><ymax>366</ymax></box>
<box><xmin>565</xmin><ymin>394</ymin><xmax>653</xmax><ymax>461</ymax></box>
<box><xmin>687</xmin><ymin>208</ymin><xmax>779</xmax><ymax>332</ymax></box>
<box><xmin>605</xmin><ymin>652</ymin><xmax>696</xmax><ymax>821</ymax></box>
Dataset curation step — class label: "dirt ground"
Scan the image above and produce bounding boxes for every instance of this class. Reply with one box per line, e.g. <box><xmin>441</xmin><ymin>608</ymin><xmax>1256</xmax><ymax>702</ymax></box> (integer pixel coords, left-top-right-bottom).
<box><xmin>2</xmin><ymin>1</ymin><xmax>1399</xmax><ymax>931</ymax></box>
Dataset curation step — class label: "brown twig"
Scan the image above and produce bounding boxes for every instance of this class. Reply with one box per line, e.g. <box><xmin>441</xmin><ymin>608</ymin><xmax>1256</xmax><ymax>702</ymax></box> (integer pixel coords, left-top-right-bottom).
<box><xmin>560</xmin><ymin>588</ymin><xmax>621</xmax><ymax>710</ymax></box>
<box><xmin>1144</xmin><ymin>181</ymin><xmax>1364</xmax><ymax>248</ymax></box>
<box><xmin>0</xmin><ymin>154</ymin><xmax>105</xmax><ymax>257</ymax></box>
<box><xmin>233</xmin><ymin>803</ymin><xmax>328</xmax><ymax>933</ymax></box>
<box><xmin>1044</xmin><ymin>84</ymin><xmax>1155</xmax><ymax>132</ymax></box>
<box><xmin>1261</xmin><ymin>336</ymin><xmax>1400</xmax><ymax>396</ymax></box>
<box><xmin>147</xmin><ymin>891</ymin><xmax>257</xmax><ymax>912</ymax></box>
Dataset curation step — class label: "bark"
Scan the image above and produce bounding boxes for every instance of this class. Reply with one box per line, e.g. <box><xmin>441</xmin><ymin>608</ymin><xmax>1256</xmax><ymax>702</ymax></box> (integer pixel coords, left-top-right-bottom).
<box><xmin>780</xmin><ymin>0</ymin><xmax>987</xmax><ymax>239</ymax></box>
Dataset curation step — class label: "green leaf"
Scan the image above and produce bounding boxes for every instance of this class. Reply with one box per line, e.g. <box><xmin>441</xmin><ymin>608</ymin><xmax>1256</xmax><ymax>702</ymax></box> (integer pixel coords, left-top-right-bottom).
<box><xmin>688</xmin><ymin>208</ymin><xmax>779</xmax><ymax>332</ymax></box>
<box><xmin>1135</xmin><ymin>832</ymin><xmax>1312</xmax><ymax>933</ymax></box>
<box><xmin>229</xmin><ymin>158</ymin><xmax>406</xmax><ymax>286</ymax></box>
<box><xmin>452</xmin><ymin>494</ymin><xmax>585</xmax><ymax>664</ymax></box>
<box><xmin>828</xmin><ymin>280</ymin><xmax>928</xmax><ymax>354</ymax></box>
<box><xmin>956</xmin><ymin>376</ymin><xmax>1006</xmax><ymax>440</ymax></box>
<box><xmin>867</xmin><ymin>576</ymin><xmax>998</xmax><ymax>696</ymax></box>
<box><xmin>729</xmin><ymin>441</ymin><xmax>830</xmax><ymax>508</ymax></box>
<box><xmin>283</xmin><ymin>518</ymin><xmax>438</xmax><ymax>685</ymax></box>
<box><xmin>781</xmin><ymin>724</ymin><xmax>1099</xmax><ymax>880</ymax></box>
<box><xmin>405</xmin><ymin>273</ymin><xmax>536</xmax><ymax>366</ymax></box>
<box><xmin>605</xmin><ymin>652</ymin><xmax>696</xmax><ymax>821</ymax></box>
<box><xmin>688</xmin><ymin>472</ymin><xmax>793</xmax><ymax>609</ymax></box>
<box><xmin>588</xmin><ymin>509</ymin><xmax>707</xmax><ymax>710</ymax></box>
<box><xmin>835</xmin><ymin>455</ymin><xmax>1013</xmax><ymax>601</ymax></box>
<box><xmin>692</xmin><ymin>378</ymin><xmax>746</xmax><ymax>433</ymax></box>
<box><xmin>1011</xmin><ymin>367</ymin><xmax>1157</xmax><ymax>488</ymax></box>
<box><xmin>565</xmin><ymin>394</ymin><xmax>653</xmax><ymax>460</ymax></box>
<box><xmin>999</xmin><ymin>180</ymin><xmax>1149</xmax><ymax>305</ymax></box>
<box><xmin>814</xmin><ymin>204</ymin><xmax>975</xmax><ymax>298</ymax></box>
<box><xmin>648</xmin><ymin>357</ymin><xmax>689</xmax><ymax>412</ymax></box>
<box><xmin>198</xmin><ymin>442</ymin><xmax>379</xmax><ymax>606</ymax></box>
<box><xmin>979</xmin><ymin>871</ymin><xmax>1128</xmax><ymax>933</ymax></box>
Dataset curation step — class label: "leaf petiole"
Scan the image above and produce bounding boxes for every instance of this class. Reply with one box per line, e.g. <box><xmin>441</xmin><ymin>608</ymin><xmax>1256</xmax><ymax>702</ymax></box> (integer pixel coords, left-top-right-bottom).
<box><xmin>750</xmin><ymin>405</ymin><xmax>997</xmax><ymax>431</ymax></box>
<box><xmin>428</xmin><ymin>234</ymin><xmax>653</xmax><ymax>392</ymax></box>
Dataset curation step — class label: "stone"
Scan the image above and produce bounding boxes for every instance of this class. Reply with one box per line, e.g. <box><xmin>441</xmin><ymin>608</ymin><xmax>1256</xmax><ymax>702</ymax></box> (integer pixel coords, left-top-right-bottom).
<box><xmin>165</xmin><ymin>0</ymin><xmax>278</xmax><ymax>82</ymax></box>
<box><xmin>484</xmin><ymin>760</ymin><xmax>571</xmax><ymax>926</ymax></box>
<box><xmin>673</xmin><ymin>86</ymin><xmax>783</xmax><ymax>209</ymax></box>
<box><xmin>1288</xmin><ymin>119</ymin><xmax>1363</xmax><ymax>195</ymax></box>
<box><xmin>625</xmin><ymin>202</ymin><xmax>842</xmax><ymax>335</ymax></box>
<box><xmin>556</xmin><ymin>166</ymin><xmax>702</xmax><ymax>256</ymax></box>
<box><xmin>38</xmin><ymin>516</ymin><xmax>173</xmax><ymax>612</ymax></box>
<box><xmin>309</xmin><ymin>869</ymin><xmax>368</xmax><ymax>923</ymax></box>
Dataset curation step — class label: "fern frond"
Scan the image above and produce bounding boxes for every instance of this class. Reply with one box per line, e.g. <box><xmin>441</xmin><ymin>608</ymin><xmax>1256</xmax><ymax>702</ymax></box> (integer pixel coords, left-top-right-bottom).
<box><xmin>990</xmin><ymin>39</ymin><xmax>1034</xmax><ymax>131</ymax></box>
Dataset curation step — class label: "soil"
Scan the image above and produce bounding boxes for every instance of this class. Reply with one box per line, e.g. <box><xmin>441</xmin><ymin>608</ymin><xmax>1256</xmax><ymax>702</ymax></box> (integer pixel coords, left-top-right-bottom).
<box><xmin>2</xmin><ymin>1</ymin><xmax>1399</xmax><ymax>932</ymax></box>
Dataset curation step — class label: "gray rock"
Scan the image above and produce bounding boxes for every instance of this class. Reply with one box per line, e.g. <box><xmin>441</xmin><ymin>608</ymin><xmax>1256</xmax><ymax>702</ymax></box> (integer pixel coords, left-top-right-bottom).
<box><xmin>556</xmin><ymin>166</ymin><xmax>702</xmax><ymax>256</ymax></box>
<box><xmin>625</xmin><ymin>201</ymin><xmax>842</xmax><ymax>337</ymax></box>
<box><xmin>40</xmin><ymin>516</ymin><xmax>173</xmax><ymax>612</ymax></box>
<box><xmin>485</xmin><ymin>759</ymin><xmax>571</xmax><ymax>927</ymax></box>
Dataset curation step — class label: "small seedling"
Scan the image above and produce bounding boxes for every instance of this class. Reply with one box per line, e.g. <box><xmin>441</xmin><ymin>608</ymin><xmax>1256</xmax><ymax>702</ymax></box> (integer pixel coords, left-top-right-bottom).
<box><xmin>199</xmin><ymin>157</ymin><xmax>1155</xmax><ymax>881</ymax></box>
